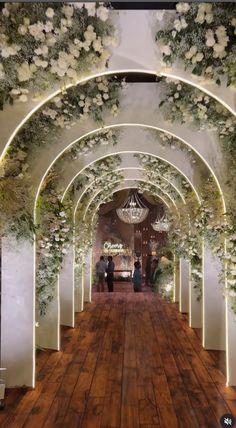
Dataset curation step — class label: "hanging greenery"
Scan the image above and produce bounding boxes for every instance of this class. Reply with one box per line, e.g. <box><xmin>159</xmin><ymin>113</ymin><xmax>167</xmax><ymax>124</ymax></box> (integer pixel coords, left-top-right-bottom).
<box><xmin>0</xmin><ymin>77</ymin><xmax>124</xmax><ymax>240</ymax></box>
<box><xmin>0</xmin><ymin>2</ymin><xmax>118</xmax><ymax>109</ymax></box>
<box><xmin>156</xmin><ymin>2</ymin><xmax>236</xmax><ymax>87</ymax></box>
<box><xmin>36</xmin><ymin>154</ymin><xmax>122</xmax><ymax>314</ymax></box>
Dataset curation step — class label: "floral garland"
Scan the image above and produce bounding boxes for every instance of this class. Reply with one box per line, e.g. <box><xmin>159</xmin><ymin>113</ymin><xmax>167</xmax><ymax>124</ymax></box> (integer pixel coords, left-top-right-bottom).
<box><xmin>135</xmin><ymin>153</ymin><xmax>193</xmax><ymax>198</ymax></box>
<box><xmin>36</xmin><ymin>155</ymin><xmax>122</xmax><ymax>314</ymax></box>
<box><xmin>0</xmin><ymin>77</ymin><xmax>123</xmax><ymax>239</ymax></box>
<box><xmin>153</xmin><ymin>257</ymin><xmax>174</xmax><ymax>302</ymax></box>
<box><xmin>156</xmin><ymin>2</ymin><xmax>236</xmax><ymax>87</ymax></box>
<box><xmin>0</xmin><ymin>2</ymin><xmax>118</xmax><ymax>108</ymax></box>
<box><xmin>36</xmin><ymin>175</ymin><xmax>73</xmax><ymax>315</ymax></box>
<box><xmin>74</xmin><ymin>173</ymin><xmax>123</xmax><ymax>270</ymax></box>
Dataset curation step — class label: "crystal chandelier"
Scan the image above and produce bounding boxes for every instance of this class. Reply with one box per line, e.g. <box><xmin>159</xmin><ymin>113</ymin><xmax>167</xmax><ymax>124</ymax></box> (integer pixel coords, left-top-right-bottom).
<box><xmin>116</xmin><ymin>192</ymin><xmax>149</xmax><ymax>224</ymax></box>
<box><xmin>152</xmin><ymin>214</ymin><xmax>170</xmax><ymax>232</ymax></box>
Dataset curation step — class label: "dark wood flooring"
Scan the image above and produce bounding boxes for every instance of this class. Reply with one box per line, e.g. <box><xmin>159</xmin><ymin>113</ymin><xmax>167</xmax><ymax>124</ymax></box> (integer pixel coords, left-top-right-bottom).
<box><xmin>1</xmin><ymin>283</ymin><xmax>236</xmax><ymax>427</ymax></box>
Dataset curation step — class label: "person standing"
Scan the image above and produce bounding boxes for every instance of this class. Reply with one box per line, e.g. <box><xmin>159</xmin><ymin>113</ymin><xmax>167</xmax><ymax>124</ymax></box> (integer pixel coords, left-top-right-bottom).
<box><xmin>106</xmin><ymin>255</ymin><xmax>115</xmax><ymax>292</ymax></box>
<box><xmin>132</xmin><ymin>261</ymin><xmax>142</xmax><ymax>292</ymax></box>
<box><xmin>95</xmin><ymin>256</ymin><xmax>106</xmax><ymax>292</ymax></box>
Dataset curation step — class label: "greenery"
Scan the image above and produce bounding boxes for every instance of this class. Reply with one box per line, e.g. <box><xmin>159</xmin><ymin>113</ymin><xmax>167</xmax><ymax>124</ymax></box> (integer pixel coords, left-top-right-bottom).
<box><xmin>0</xmin><ymin>77</ymin><xmax>123</xmax><ymax>240</ymax></box>
<box><xmin>0</xmin><ymin>2</ymin><xmax>117</xmax><ymax>108</ymax></box>
<box><xmin>153</xmin><ymin>257</ymin><xmax>174</xmax><ymax>302</ymax></box>
<box><xmin>156</xmin><ymin>2</ymin><xmax>236</xmax><ymax>87</ymax></box>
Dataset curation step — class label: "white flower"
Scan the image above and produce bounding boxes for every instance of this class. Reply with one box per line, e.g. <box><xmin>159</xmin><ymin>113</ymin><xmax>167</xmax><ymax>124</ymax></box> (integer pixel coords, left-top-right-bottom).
<box><xmin>46</xmin><ymin>7</ymin><xmax>54</xmax><ymax>18</ymax></box>
<box><xmin>84</xmin><ymin>3</ymin><xmax>96</xmax><ymax>17</ymax></box>
<box><xmin>185</xmin><ymin>45</ymin><xmax>197</xmax><ymax>60</ymax></box>
<box><xmin>96</xmin><ymin>6</ymin><xmax>109</xmax><ymax>22</ymax></box>
<box><xmin>29</xmin><ymin>22</ymin><xmax>45</xmax><ymax>41</ymax></box>
<box><xmin>18</xmin><ymin>25</ymin><xmax>27</xmax><ymax>35</ymax></box>
<box><xmin>44</xmin><ymin>21</ymin><xmax>54</xmax><ymax>33</ymax></box>
<box><xmin>171</xmin><ymin>30</ymin><xmax>177</xmax><ymax>39</ymax></box>
<box><xmin>161</xmin><ymin>45</ymin><xmax>171</xmax><ymax>56</ymax></box>
<box><xmin>93</xmin><ymin>38</ymin><xmax>103</xmax><ymax>53</ymax></box>
<box><xmin>19</xmin><ymin>94</ymin><xmax>28</xmax><ymax>103</ymax></box>
<box><xmin>2</xmin><ymin>8</ymin><xmax>10</xmax><ymax>17</ymax></box>
<box><xmin>176</xmin><ymin>3</ymin><xmax>190</xmax><ymax>13</ymax></box>
<box><xmin>0</xmin><ymin>63</ymin><xmax>5</xmax><ymax>80</ymax></box>
<box><xmin>84</xmin><ymin>26</ymin><xmax>96</xmax><ymax>43</ymax></box>
<box><xmin>17</xmin><ymin>62</ymin><xmax>33</xmax><ymax>82</ymax></box>
<box><xmin>180</xmin><ymin>17</ymin><xmax>188</xmax><ymax>29</ymax></box>
<box><xmin>62</xmin><ymin>5</ymin><xmax>74</xmax><ymax>18</ymax></box>
<box><xmin>42</xmin><ymin>107</ymin><xmax>58</xmax><ymax>120</ymax></box>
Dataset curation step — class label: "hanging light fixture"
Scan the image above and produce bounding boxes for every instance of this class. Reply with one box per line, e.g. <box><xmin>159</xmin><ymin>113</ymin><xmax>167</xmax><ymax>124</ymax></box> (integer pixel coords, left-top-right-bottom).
<box><xmin>152</xmin><ymin>214</ymin><xmax>170</xmax><ymax>232</ymax></box>
<box><xmin>116</xmin><ymin>192</ymin><xmax>149</xmax><ymax>224</ymax></box>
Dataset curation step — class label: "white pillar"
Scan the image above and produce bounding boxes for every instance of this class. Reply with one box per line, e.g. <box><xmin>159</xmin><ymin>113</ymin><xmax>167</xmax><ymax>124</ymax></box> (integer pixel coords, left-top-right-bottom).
<box><xmin>189</xmin><ymin>260</ymin><xmax>202</xmax><ymax>329</ymax></box>
<box><xmin>1</xmin><ymin>237</ymin><xmax>35</xmax><ymax>387</ymax></box>
<box><xmin>74</xmin><ymin>264</ymin><xmax>84</xmax><ymax>312</ymax></box>
<box><xmin>226</xmin><ymin>299</ymin><xmax>236</xmax><ymax>385</ymax></box>
<box><xmin>84</xmin><ymin>251</ymin><xmax>92</xmax><ymax>303</ymax></box>
<box><xmin>36</xmin><ymin>279</ymin><xmax>60</xmax><ymax>351</ymax></box>
<box><xmin>59</xmin><ymin>246</ymin><xmax>74</xmax><ymax>327</ymax></box>
<box><xmin>173</xmin><ymin>255</ymin><xmax>180</xmax><ymax>303</ymax></box>
<box><xmin>203</xmin><ymin>244</ymin><xmax>225</xmax><ymax>350</ymax></box>
<box><xmin>179</xmin><ymin>258</ymin><xmax>189</xmax><ymax>313</ymax></box>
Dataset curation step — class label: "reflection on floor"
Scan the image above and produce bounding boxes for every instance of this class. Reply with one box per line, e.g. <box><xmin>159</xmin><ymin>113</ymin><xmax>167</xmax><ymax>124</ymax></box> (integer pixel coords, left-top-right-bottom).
<box><xmin>1</xmin><ymin>283</ymin><xmax>236</xmax><ymax>427</ymax></box>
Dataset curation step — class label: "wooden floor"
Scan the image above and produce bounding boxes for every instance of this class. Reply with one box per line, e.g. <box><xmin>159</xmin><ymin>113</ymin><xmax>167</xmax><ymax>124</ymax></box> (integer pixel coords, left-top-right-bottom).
<box><xmin>1</xmin><ymin>283</ymin><xmax>236</xmax><ymax>428</ymax></box>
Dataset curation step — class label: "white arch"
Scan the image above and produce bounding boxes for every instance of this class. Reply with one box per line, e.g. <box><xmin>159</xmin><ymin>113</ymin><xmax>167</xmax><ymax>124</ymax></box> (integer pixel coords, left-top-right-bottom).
<box><xmin>2</xmin><ymin>68</ymin><xmax>235</xmax><ymax>161</ymax></box>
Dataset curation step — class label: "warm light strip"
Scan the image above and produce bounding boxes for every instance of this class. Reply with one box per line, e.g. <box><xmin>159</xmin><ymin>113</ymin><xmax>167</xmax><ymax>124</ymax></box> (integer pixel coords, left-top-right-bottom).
<box><xmin>80</xmin><ymin>179</ymin><xmax>178</xmax><ymax>221</ymax></box>
<box><xmin>35</xmin><ymin>121</ymin><xmax>224</xmax><ymax>216</ymax></box>
<box><xmin>72</xmin><ymin>167</ymin><xmax>185</xmax><ymax>219</ymax></box>
<box><xmin>3</xmin><ymin>67</ymin><xmax>235</xmax><ymax>162</ymax></box>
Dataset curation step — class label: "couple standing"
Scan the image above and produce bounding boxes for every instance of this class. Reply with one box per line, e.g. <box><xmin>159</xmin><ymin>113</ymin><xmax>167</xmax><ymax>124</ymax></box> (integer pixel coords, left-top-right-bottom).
<box><xmin>95</xmin><ymin>256</ymin><xmax>115</xmax><ymax>293</ymax></box>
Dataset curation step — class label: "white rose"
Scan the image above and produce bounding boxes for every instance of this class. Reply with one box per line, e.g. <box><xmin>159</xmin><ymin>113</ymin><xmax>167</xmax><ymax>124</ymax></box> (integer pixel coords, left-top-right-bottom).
<box><xmin>84</xmin><ymin>3</ymin><xmax>96</xmax><ymax>17</ymax></box>
<box><xmin>195</xmin><ymin>52</ymin><xmax>204</xmax><ymax>62</ymax></box>
<box><xmin>2</xmin><ymin>8</ymin><xmax>10</xmax><ymax>17</ymax></box>
<box><xmin>96</xmin><ymin>6</ymin><xmax>109</xmax><ymax>22</ymax></box>
<box><xmin>84</xmin><ymin>28</ymin><xmax>96</xmax><ymax>43</ymax></box>
<box><xmin>161</xmin><ymin>45</ymin><xmax>171</xmax><ymax>56</ymax></box>
<box><xmin>93</xmin><ymin>38</ymin><xmax>102</xmax><ymax>53</ymax></box>
<box><xmin>44</xmin><ymin>21</ymin><xmax>53</xmax><ymax>33</ymax></box>
<box><xmin>46</xmin><ymin>8</ymin><xmax>54</xmax><ymax>18</ymax></box>
<box><xmin>62</xmin><ymin>5</ymin><xmax>74</xmax><ymax>18</ymax></box>
<box><xmin>18</xmin><ymin>25</ymin><xmax>27</xmax><ymax>35</ymax></box>
<box><xmin>17</xmin><ymin>62</ymin><xmax>32</xmax><ymax>82</ymax></box>
<box><xmin>176</xmin><ymin>3</ymin><xmax>190</xmax><ymax>13</ymax></box>
<box><xmin>0</xmin><ymin>63</ymin><xmax>5</xmax><ymax>80</ymax></box>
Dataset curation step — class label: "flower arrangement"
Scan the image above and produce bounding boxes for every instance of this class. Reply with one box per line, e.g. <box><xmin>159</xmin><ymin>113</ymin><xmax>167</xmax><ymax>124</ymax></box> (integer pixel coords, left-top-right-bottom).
<box><xmin>0</xmin><ymin>77</ymin><xmax>124</xmax><ymax>240</ymax></box>
<box><xmin>0</xmin><ymin>2</ymin><xmax>118</xmax><ymax>109</ymax></box>
<box><xmin>36</xmin><ymin>154</ymin><xmax>122</xmax><ymax>314</ymax></box>
<box><xmin>135</xmin><ymin>153</ymin><xmax>192</xmax><ymax>198</ymax></box>
<box><xmin>156</xmin><ymin>2</ymin><xmax>236</xmax><ymax>87</ymax></box>
<box><xmin>153</xmin><ymin>257</ymin><xmax>174</xmax><ymax>301</ymax></box>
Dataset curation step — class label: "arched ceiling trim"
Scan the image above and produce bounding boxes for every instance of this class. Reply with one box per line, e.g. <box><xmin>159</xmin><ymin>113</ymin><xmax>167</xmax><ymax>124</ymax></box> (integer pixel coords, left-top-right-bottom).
<box><xmin>73</xmin><ymin>178</ymin><xmax>179</xmax><ymax>226</ymax></box>
<box><xmin>89</xmin><ymin>183</ymin><xmax>176</xmax><ymax>225</ymax></box>
<box><xmin>2</xmin><ymin>69</ymin><xmax>235</xmax><ymax>162</ymax></box>
<box><xmin>33</xmin><ymin>123</ymin><xmax>224</xmax><ymax>219</ymax></box>
<box><xmin>70</xmin><ymin>167</ymin><xmax>186</xmax><ymax>217</ymax></box>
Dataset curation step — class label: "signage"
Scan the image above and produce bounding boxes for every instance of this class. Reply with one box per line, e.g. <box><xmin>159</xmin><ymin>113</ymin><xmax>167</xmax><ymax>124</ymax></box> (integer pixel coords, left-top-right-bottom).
<box><xmin>103</xmin><ymin>241</ymin><xmax>131</xmax><ymax>255</ymax></box>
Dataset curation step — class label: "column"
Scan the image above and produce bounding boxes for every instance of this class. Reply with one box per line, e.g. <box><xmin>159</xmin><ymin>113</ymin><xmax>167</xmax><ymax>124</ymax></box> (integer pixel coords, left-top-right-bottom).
<box><xmin>202</xmin><ymin>244</ymin><xmax>225</xmax><ymax>350</ymax></box>
<box><xmin>189</xmin><ymin>259</ymin><xmax>202</xmax><ymax>329</ymax></box>
<box><xmin>59</xmin><ymin>246</ymin><xmax>74</xmax><ymax>327</ymax></box>
<box><xmin>36</xmin><ymin>279</ymin><xmax>60</xmax><ymax>351</ymax></box>
<box><xmin>173</xmin><ymin>255</ymin><xmax>180</xmax><ymax>303</ymax></box>
<box><xmin>179</xmin><ymin>258</ymin><xmax>189</xmax><ymax>313</ymax></box>
<box><xmin>74</xmin><ymin>261</ymin><xmax>84</xmax><ymax>312</ymax></box>
<box><xmin>83</xmin><ymin>251</ymin><xmax>92</xmax><ymax>303</ymax></box>
<box><xmin>226</xmin><ymin>299</ymin><xmax>236</xmax><ymax>385</ymax></box>
<box><xmin>1</xmin><ymin>237</ymin><xmax>35</xmax><ymax>387</ymax></box>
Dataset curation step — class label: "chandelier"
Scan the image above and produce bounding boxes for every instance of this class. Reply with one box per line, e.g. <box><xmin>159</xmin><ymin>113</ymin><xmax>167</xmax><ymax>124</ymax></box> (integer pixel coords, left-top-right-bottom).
<box><xmin>116</xmin><ymin>192</ymin><xmax>149</xmax><ymax>224</ymax></box>
<box><xmin>152</xmin><ymin>214</ymin><xmax>170</xmax><ymax>232</ymax></box>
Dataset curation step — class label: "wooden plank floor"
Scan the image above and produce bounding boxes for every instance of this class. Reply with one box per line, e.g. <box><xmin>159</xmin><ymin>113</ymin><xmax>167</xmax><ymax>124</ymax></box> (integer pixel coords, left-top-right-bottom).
<box><xmin>1</xmin><ymin>283</ymin><xmax>236</xmax><ymax>427</ymax></box>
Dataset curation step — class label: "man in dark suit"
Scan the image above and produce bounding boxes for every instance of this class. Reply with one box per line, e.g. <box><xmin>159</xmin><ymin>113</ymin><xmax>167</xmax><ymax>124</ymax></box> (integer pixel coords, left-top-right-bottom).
<box><xmin>106</xmin><ymin>255</ymin><xmax>115</xmax><ymax>292</ymax></box>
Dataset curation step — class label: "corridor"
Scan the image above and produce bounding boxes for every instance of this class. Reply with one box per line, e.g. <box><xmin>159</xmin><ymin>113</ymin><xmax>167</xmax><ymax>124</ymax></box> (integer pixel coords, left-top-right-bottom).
<box><xmin>1</xmin><ymin>287</ymin><xmax>236</xmax><ymax>428</ymax></box>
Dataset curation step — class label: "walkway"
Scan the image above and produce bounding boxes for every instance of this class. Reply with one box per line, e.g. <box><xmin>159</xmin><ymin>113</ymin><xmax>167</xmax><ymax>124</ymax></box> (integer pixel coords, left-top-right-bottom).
<box><xmin>1</xmin><ymin>285</ymin><xmax>236</xmax><ymax>427</ymax></box>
